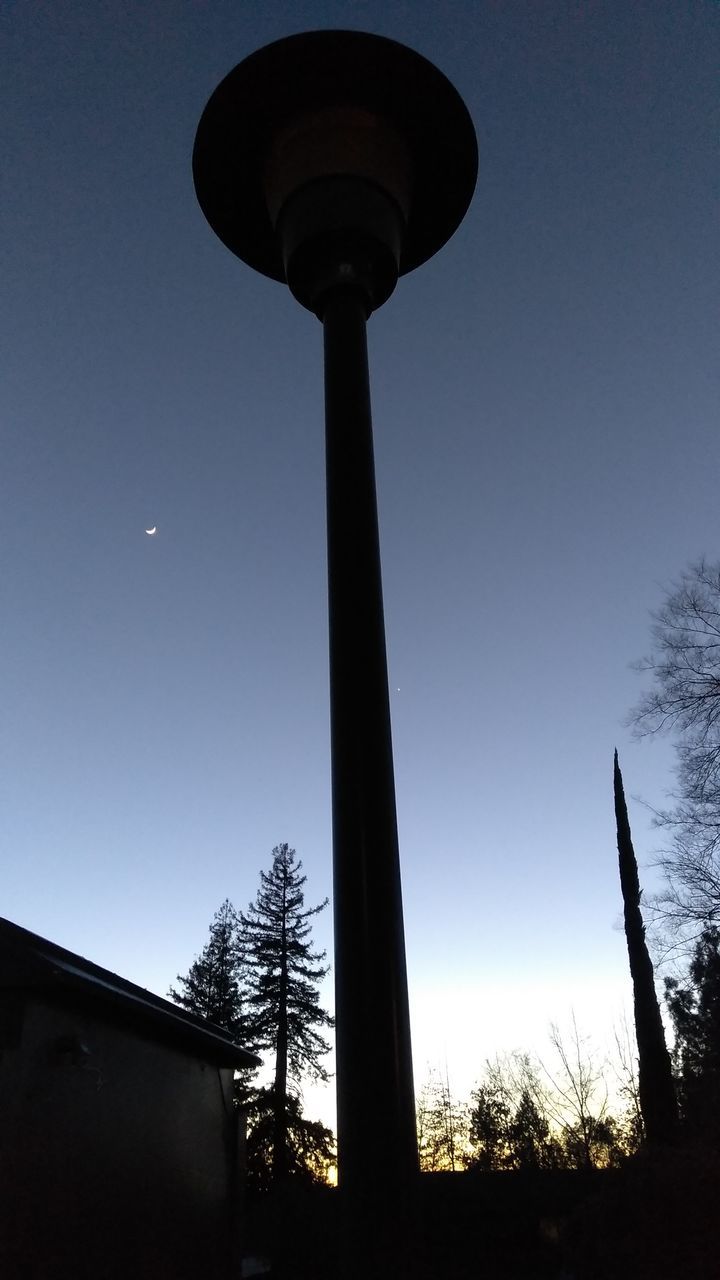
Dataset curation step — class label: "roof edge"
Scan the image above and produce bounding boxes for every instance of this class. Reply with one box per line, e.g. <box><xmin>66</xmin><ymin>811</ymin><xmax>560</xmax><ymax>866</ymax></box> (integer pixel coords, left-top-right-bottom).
<box><xmin>0</xmin><ymin>917</ymin><xmax>261</xmax><ymax>1070</ymax></box>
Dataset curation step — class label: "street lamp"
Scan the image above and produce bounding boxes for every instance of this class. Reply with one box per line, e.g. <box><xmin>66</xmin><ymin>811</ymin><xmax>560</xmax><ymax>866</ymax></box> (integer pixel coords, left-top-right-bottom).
<box><xmin>193</xmin><ymin>29</ymin><xmax>476</xmax><ymax>1273</ymax></box>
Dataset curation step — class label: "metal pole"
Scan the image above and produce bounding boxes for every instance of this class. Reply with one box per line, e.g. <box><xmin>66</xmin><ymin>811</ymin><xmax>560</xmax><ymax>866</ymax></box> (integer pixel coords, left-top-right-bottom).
<box><xmin>323</xmin><ymin>288</ymin><xmax>418</xmax><ymax>1269</ymax></box>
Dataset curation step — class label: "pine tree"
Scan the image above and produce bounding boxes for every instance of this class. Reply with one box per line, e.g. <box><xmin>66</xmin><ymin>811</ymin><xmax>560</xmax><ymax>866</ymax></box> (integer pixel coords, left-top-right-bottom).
<box><xmin>614</xmin><ymin>750</ymin><xmax>678</xmax><ymax>1144</ymax></box>
<box><xmin>665</xmin><ymin>926</ymin><xmax>720</xmax><ymax>1144</ymax></box>
<box><xmin>168</xmin><ymin>898</ymin><xmax>246</xmax><ymax>1039</ymax></box>
<box><xmin>240</xmin><ymin>844</ymin><xmax>333</xmax><ymax>1182</ymax></box>
<box><xmin>507</xmin><ymin>1089</ymin><xmax>554</xmax><ymax>1169</ymax></box>
<box><xmin>467</xmin><ymin>1069</ymin><xmax>512</xmax><ymax>1170</ymax></box>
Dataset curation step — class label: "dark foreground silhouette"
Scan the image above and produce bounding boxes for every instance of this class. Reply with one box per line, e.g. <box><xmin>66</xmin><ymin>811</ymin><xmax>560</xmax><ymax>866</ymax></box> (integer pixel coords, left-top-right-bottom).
<box><xmin>244</xmin><ymin>1150</ymin><xmax>720</xmax><ymax>1280</ymax></box>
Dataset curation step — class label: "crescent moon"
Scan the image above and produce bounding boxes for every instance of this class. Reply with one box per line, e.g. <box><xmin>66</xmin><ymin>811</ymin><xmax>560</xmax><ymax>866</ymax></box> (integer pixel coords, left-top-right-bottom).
<box><xmin>145</xmin><ymin>526</ymin><xmax>157</xmax><ymax>536</ymax></box>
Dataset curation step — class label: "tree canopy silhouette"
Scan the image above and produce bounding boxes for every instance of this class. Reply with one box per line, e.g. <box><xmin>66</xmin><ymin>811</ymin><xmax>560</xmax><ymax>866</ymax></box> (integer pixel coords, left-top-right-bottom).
<box><xmin>629</xmin><ymin>558</ymin><xmax>720</xmax><ymax>939</ymax></box>
<box><xmin>666</xmin><ymin>925</ymin><xmax>720</xmax><ymax>1145</ymax></box>
<box><xmin>241</xmin><ymin>843</ymin><xmax>333</xmax><ymax>1182</ymax></box>
<box><xmin>168</xmin><ymin>898</ymin><xmax>248</xmax><ymax>1040</ymax></box>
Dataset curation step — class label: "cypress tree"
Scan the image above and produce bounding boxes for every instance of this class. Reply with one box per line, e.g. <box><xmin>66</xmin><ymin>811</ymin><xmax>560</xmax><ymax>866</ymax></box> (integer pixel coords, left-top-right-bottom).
<box><xmin>614</xmin><ymin>750</ymin><xmax>678</xmax><ymax>1144</ymax></box>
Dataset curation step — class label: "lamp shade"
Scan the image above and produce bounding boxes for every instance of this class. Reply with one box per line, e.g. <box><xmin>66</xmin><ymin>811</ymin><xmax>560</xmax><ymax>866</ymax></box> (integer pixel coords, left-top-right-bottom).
<box><xmin>193</xmin><ymin>30</ymin><xmax>478</xmax><ymax>290</ymax></box>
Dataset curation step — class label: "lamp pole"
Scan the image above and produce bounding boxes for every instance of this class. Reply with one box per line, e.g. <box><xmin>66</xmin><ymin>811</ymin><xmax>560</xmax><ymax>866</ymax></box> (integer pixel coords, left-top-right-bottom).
<box><xmin>323</xmin><ymin>285</ymin><xmax>418</xmax><ymax>1198</ymax></box>
<box><xmin>192</xmin><ymin>31</ymin><xmax>477</xmax><ymax>1275</ymax></box>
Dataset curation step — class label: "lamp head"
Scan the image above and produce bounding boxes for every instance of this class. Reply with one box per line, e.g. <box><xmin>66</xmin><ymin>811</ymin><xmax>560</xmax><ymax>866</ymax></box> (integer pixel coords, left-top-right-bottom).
<box><xmin>193</xmin><ymin>31</ymin><xmax>477</xmax><ymax>316</ymax></box>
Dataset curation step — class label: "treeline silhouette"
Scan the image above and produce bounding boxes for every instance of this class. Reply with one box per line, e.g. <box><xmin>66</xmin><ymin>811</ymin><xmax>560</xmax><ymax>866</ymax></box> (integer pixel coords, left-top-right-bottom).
<box><xmin>416</xmin><ymin>897</ymin><xmax>720</xmax><ymax>1173</ymax></box>
<box><xmin>417</xmin><ymin>1027</ymin><xmax>641</xmax><ymax>1175</ymax></box>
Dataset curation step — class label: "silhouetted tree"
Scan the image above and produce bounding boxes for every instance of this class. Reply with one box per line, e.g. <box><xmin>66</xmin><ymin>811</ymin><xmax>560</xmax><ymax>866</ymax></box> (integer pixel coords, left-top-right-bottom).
<box><xmin>467</xmin><ymin>1054</ymin><xmax>563</xmax><ymax>1170</ymax></box>
<box><xmin>244</xmin><ymin>1087</ymin><xmax>336</xmax><ymax>1192</ymax></box>
<box><xmin>417</xmin><ymin>1067</ymin><xmax>467</xmax><ymax>1171</ymax></box>
<box><xmin>628</xmin><ymin>559</ymin><xmax>720</xmax><ymax>939</ymax></box>
<box><xmin>466</xmin><ymin>1062</ymin><xmax>512</xmax><ymax>1170</ymax></box>
<box><xmin>614</xmin><ymin>751</ymin><xmax>678</xmax><ymax>1145</ymax></box>
<box><xmin>467</xmin><ymin>1042</ymin><xmax>635</xmax><ymax>1172</ymax></box>
<box><xmin>666</xmin><ymin>925</ymin><xmax>720</xmax><ymax>1145</ymax></box>
<box><xmin>168</xmin><ymin>898</ymin><xmax>247</xmax><ymax>1039</ymax></box>
<box><xmin>612</xmin><ymin>1015</ymin><xmax>645</xmax><ymax>1154</ymax></box>
<box><xmin>506</xmin><ymin>1089</ymin><xmax>560</xmax><ymax>1169</ymax></box>
<box><xmin>241</xmin><ymin>844</ymin><xmax>333</xmax><ymax>1182</ymax></box>
<box><xmin>542</xmin><ymin>1018</ymin><xmax>613</xmax><ymax>1169</ymax></box>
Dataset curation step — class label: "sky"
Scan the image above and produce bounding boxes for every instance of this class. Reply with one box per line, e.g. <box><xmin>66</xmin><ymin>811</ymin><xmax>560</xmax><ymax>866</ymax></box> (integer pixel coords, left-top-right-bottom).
<box><xmin>2</xmin><ymin>1</ymin><xmax>718</xmax><ymax>1129</ymax></box>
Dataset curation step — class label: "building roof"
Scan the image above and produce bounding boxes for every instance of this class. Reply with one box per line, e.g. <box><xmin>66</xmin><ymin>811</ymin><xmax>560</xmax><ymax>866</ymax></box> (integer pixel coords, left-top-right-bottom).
<box><xmin>0</xmin><ymin>917</ymin><xmax>261</xmax><ymax>1069</ymax></box>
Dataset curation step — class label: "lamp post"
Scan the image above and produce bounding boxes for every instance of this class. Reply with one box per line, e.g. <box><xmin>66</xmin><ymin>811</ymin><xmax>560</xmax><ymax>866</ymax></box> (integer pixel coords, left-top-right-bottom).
<box><xmin>193</xmin><ymin>30</ymin><xmax>476</xmax><ymax>1274</ymax></box>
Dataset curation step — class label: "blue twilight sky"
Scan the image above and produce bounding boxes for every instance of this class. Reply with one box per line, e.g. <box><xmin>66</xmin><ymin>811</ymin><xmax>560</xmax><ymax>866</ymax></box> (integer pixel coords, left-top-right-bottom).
<box><xmin>2</xmin><ymin>0</ymin><xmax>717</xmax><ymax>1122</ymax></box>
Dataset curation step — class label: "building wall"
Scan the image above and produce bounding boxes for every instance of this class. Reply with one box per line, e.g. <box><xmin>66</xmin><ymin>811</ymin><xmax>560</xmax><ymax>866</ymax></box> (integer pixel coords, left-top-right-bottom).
<box><xmin>0</xmin><ymin>994</ymin><xmax>243</xmax><ymax>1279</ymax></box>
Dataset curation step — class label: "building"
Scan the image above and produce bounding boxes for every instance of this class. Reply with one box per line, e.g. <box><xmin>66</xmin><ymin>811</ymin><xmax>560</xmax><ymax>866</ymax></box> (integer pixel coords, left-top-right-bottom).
<box><xmin>0</xmin><ymin>917</ymin><xmax>260</xmax><ymax>1279</ymax></box>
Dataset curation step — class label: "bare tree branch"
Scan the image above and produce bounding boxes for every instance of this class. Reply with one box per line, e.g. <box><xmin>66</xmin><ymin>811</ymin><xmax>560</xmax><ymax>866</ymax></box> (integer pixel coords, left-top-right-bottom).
<box><xmin>628</xmin><ymin>560</ymin><xmax>720</xmax><ymax>944</ymax></box>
